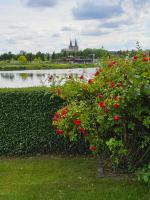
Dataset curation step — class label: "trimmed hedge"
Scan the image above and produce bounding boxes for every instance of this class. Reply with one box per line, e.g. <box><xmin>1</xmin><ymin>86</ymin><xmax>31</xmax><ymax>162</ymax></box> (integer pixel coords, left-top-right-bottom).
<box><xmin>0</xmin><ymin>87</ymin><xmax>89</xmax><ymax>156</ymax></box>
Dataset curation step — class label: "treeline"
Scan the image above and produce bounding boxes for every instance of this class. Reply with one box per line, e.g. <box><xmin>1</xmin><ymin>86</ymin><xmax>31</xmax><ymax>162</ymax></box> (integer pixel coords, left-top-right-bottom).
<box><xmin>1</xmin><ymin>48</ymin><xmax>149</xmax><ymax>63</ymax></box>
<box><xmin>0</xmin><ymin>51</ymin><xmax>51</xmax><ymax>62</ymax></box>
<box><xmin>0</xmin><ymin>48</ymin><xmax>109</xmax><ymax>62</ymax></box>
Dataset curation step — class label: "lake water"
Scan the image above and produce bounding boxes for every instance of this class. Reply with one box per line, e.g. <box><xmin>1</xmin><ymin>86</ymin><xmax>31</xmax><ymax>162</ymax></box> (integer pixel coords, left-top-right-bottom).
<box><xmin>0</xmin><ymin>68</ymin><xmax>97</xmax><ymax>88</ymax></box>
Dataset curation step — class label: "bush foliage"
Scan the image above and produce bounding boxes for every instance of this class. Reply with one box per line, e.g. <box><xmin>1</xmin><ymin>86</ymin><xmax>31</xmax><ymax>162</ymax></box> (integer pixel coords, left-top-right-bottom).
<box><xmin>52</xmin><ymin>52</ymin><xmax>150</xmax><ymax>172</ymax></box>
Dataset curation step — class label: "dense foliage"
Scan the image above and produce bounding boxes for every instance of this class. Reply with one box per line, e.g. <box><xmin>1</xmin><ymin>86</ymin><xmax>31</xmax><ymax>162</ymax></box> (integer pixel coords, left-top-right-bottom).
<box><xmin>0</xmin><ymin>48</ymin><xmax>109</xmax><ymax>62</ymax></box>
<box><xmin>137</xmin><ymin>162</ymin><xmax>150</xmax><ymax>187</ymax></box>
<box><xmin>52</xmin><ymin>52</ymin><xmax>150</xmax><ymax>173</ymax></box>
<box><xmin>0</xmin><ymin>88</ymin><xmax>89</xmax><ymax>155</ymax></box>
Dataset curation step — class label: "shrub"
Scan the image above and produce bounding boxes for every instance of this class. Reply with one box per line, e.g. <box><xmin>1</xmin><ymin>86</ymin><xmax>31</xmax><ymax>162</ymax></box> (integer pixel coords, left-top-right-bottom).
<box><xmin>52</xmin><ymin>52</ymin><xmax>150</xmax><ymax>171</ymax></box>
<box><xmin>137</xmin><ymin>162</ymin><xmax>150</xmax><ymax>187</ymax></box>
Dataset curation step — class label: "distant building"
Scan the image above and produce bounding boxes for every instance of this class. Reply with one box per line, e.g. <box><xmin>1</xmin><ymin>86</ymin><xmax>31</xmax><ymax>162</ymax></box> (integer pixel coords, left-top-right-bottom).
<box><xmin>61</xmin><ymin>39</ymin><xmax>79</xmax><ymax>52</ymax></box>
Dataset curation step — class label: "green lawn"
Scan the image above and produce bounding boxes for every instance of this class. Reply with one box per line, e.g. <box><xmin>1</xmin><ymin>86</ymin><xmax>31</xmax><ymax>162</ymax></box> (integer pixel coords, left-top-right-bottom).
<box><xmin>0</xmin><ymin>156</ymin><xmax>149</xmax><ymax>200</ymax></box>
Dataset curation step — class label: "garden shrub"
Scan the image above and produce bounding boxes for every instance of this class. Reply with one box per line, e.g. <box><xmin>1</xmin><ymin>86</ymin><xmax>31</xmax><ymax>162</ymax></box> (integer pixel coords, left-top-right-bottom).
<box><xmin>0</xmin><ymin>87</ymin><xmax>89</xmax><ymax>155</ymax></box>
<box><xmin>137</xmin><ymin>162</ymin><xmax>150</xmax><ymax>187</ymax></box>
<box><xmin>52</xmin><ymin>52</ymin><xmax>150</xmax><ymax>172</ymax></box>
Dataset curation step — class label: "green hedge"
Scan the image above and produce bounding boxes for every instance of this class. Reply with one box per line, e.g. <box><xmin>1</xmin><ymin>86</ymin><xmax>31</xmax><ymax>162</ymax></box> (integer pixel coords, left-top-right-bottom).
<box><xmin>0</xmin><ymin>87</ymin><xmax>89</xmax><ymax>156</ymax></box>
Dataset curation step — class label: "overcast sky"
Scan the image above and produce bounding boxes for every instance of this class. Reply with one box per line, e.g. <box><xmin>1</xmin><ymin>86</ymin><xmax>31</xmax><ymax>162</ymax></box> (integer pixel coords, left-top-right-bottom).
<box><xmin>0</xmin><ymin>0</ymin><xmax>150</xmax><ymax>53</ymax></box>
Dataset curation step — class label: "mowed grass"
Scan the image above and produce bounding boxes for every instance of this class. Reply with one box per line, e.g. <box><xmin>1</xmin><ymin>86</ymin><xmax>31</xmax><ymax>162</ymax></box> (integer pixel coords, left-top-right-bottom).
<box><xmin>0</xmin><ymin>156</ymin><xmax>149</xmax><ymax>200</ymax></box>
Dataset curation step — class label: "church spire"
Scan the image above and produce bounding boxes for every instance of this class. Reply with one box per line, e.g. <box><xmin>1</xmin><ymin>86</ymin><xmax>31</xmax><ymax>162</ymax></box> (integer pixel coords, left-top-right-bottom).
<box><xmin>75</xmin><ymin>39</ymin><xmax>78</xmax><ymax>47</ymax></box>
<box><xmin>69</xmin><ymin>40</ymin><xmax>73</xmax><ymax>47</ymax></box>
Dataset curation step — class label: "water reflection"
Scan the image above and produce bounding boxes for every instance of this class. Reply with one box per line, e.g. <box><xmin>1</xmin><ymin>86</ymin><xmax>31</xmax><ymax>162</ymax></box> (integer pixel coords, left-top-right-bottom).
<box><xmin>1</xmin><ymin>73</ymin><xmax>15</xmax><ymax>80</ymax></box>
<box><xmin>0</xmin><ymin>68</ymin><xmax>97</xmax><ymax>88</ymax></box>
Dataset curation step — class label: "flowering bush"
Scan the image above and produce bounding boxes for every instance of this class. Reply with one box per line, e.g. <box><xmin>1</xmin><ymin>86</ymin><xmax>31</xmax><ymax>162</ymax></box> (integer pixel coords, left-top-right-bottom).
<box><xmin>52</xmin><ymin>52</ymin><xmax>150</xmax><ymax>171</ymax></box>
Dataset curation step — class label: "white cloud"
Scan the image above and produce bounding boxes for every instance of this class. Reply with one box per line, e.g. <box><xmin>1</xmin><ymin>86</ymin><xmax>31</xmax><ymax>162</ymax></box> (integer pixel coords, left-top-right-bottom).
<box><xmin>0</xmin><ymin>0</ymin><xmax>150</xmax><ymax>53</ymax></box>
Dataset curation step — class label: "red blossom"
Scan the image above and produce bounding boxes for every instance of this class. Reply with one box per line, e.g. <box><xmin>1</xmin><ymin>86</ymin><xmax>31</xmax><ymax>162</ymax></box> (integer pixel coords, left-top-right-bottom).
<box><xmin>82</xmin><ymin>131</ymin><xmax>88</xmax><ymax>137</ymax></box>
<box><xmin>114</xmin><ymin>115</ymin><xmax>120</xmax><ymax>122</ymax></box>
<box><xmin>56</xmin><ymin>129</ymin><xmax>64</xmax><ymax>135</ymax></box>
<box><xmin>88</xmin><ymin>79</ymin><xmax>94</xmax><ymax>84</ymax></box>
<box><xmin>142</xmin><ymin>57</ymin><xmax>149</xmax><ymax>62</ymax></box>
<box><xmin>53</xmin><ymin>112</ymin><xmax>59</xmax><ymax>121</ymax></box>
<box><xmin>108</xmin><ymin>61</ymin><xmax>117</xmax><ymax>67</ymax></box>
<box><xmin>79</xmin><ymin>127</ymin><xmax>84</xmax><ymax>132</ymax></box>
<box><xmin>89</xmin><ymin>146</ymin><xmax>97</xmax><ymax>151</ymax></box>
<box><xmin>132</xmin><ymin>55</ymin><xmax>138</xmax><ymax>61</ymax></box>
<box><xmin>74</xmin><ymin>119</ymin><xmax>81</xmax><ymax>127</ymax></box>
<box><xmin>61</xmin><ymin>110</ymin><xmax>67</xmax><ymax>119</ymax></box>
<box><xmin>111</xmin><ymin>81</ymin><xmax>115</xmax><ymax>88</ymax></box>
<box><xmin>118</xmin><ymin>81</ymin><xmax>123</xmax><ymax>87</ymax></box>
<box><xmin>80</xmin><ymin>75</ymin><xmax>84</xmax><ymax>80</ymax></box>
<box><xmin>99</xmin><ymin>101</ymin><xmax>105</xmax><ymax>108</ymax></box>
<box><xmin>114</xmin><ymin>103</ymin><xmax>120</xmax><ymax>109</ymax></box>
<box><xmin>95</xmin><ymin>71</ymin><xmax>100</xmax><ymax>77</ymax></box>
<box><xmin>79</xmin><ymin>127</ymin><xmax>88</xmax><ymax>137</ymax></box>
<box><xmin>55</xmin><ymin>112</ymin><xmax>59</xmax><ymax>118</ymax></box>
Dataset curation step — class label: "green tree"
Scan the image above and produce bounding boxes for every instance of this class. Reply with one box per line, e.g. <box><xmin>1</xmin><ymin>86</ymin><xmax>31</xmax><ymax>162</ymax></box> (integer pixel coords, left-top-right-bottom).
<box><xmin>17</xmin><ymin>55</ymin><xmax>27</xmax><ymax>63</ymax></box>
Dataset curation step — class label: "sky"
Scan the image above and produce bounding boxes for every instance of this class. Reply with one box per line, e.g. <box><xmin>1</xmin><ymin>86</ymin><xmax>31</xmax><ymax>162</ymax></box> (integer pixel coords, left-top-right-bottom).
<box><xmin>0</xmin><ymin>0</ymin><xmax>150</xmax><ymax>53</ymax></box>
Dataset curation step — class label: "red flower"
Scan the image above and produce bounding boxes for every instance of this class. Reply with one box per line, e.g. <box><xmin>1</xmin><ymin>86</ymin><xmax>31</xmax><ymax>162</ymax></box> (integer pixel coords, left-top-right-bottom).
<box><xmin>56</xmin><ymin>129</ymin><xmax>64</xmax><ymax>135</ymax></box>
<box><xmin>99</xmin><ymin>101</ymin><xmax>105</xmax><ymax>108</ymax></box>
<box><xmin>82</xmin><ymin>131</ymin><xmax>88</xmax><ymax>137</ymax></box>
<box><xmin>57</xmin><ymin>88</ymin><xmax>61</xmax><ymax>96</ymax></box>
<box><xmin>111</xmin><ymin>81</ymin><xmax>115</xmax><ymax>88</ymax></box>
<box><xmin>142</xmin><ymin>57</ymin><xmax>149</xmax><ymax>62</ymax></box>
<box><xmin>89</xmin><ymin>146</ymin><xmax>97</xmax><ymax>151</ymax></box>
<box><xmin>79</xmin><ymin>127</ymin><xmax>88</xmax><ymax>137</ymax></box>
<box><xmin>79</xmin><ymin>127</ymin><xmax>84</xmax><ymax>132</ymax></box>
<box><xmin>132</xmin><ymin>55</ymin><xmax>138</xmax><ymax>60</ymax></box>
<box><xmin>108</xmin><ymin>61</ymin><xmax>117</xmax><ymax>67</ymax></box>
<box><xmin>114</xmin><ymin>103</ymin><xmax>120</xmax><ymax>109</ymax></box>
<box><xmin>88</xmin><ymin>79</ymin><xmax>94</xmax><ymax>84</ymax></box>
<box><xmin>114</xmin><ymin>115</ymin><xmax>120</xmax><ymax>122</ymax></box>
<box><xmin>118</xmin><ymin>81</ymin><xmax>123</xmax><ymax>87</ymax></box>
<box><xmin>55</xmin><ymin>112</ymin><xmax>59</xmax><ymax>118</ymax></box>
<box><xmin>61</xmin><ymin>110</ymin><xmax>67</xmax><ymax>119</ymax></box>
<box><xmin>95</xmin><ymin>71</ymin><xmax>100</xmax><ymax>77</ymax></box>
<box><xmin>53</xmin><ymin>112</ymin><xmax>59</xmax><ymax>121</ymax></box>
<box><xmin>74</xmin><ymin>119</ymin><xmax>81</xmax><ymax>127</ymax></box>
<box><xmin>98</xmin><ymin>94</ymin><xmax>103</xmax><ymax>99</ymax></box>
<box><xmin>80</xmin><ymin>75</ymin><xmax>84</xmax><ymax>80</ymax></box>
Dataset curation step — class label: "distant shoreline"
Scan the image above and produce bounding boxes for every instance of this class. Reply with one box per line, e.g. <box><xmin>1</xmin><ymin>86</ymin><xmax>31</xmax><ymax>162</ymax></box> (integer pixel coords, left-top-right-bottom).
<box><xmin>0</xmin><ymin>63</ymin><xmax>97</xmax><ymax>71</ymax></box>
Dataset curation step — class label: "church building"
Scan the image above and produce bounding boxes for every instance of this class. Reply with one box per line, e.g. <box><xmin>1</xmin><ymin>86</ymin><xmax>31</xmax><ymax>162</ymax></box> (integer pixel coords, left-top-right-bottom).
<box><xmin>62</xmin><ymin>39</ymin><xmax>79</xmax><ymax>52</ymax></box>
